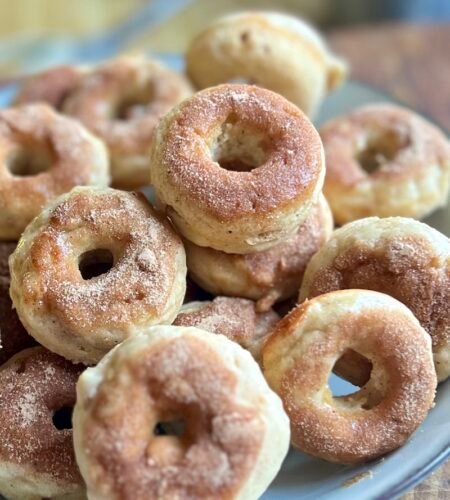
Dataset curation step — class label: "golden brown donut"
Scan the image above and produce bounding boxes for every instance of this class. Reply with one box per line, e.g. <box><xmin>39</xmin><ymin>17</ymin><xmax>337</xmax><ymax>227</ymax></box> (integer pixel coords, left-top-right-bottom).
<box><xmin>14</xmin><ymin>65</ymin><xmax>85</xmax><ymax>110</ymax></box>
<box><xmin>173</xmin><ymin>296</ymin><xmax>279</xmax><ymax>361</ymax></box>
<box><xmin>185</xmin><ymin>194</ymin><xmax>333</xmax><ymax>310</ymax></box>
<box><xmin>299</xmin><ymin>217</ymin><xmax>450</xmax><ymax>382</ymax></box>
<box><xmin>321</xmin><ymin>104</ymin><xmax>450</xmax><ymax>224</ymax></box>
<box><xmin>262</xmin><ymin>290</ymin><xmax>437</xmax><ymax>464</ymax></box>
<box><xmin>186</xmin><ymin>11</ymin><xmax>347</xmax><ymax>116</ymax></box>
<box><xmin>73</xmin><ymin>325</ymin><xmax>290</xmax><ymax>500</ymax></box>
<box><xmin>0</xmin><ymin>242</ymin><xmax>36</xmax><ymax>366</ymax></box>
<box><xmin>9</xmin><ymin>187</ymin><xmax>186</xmax><ymax>364</ymax></box>
<box><xmin>151</xmin><ymin>83</ymin><xmax>325</xmax><ymax>254</ymax></box>
<box><xmin>0</xmin><ymin>347</ymin><xmax>85</xmax><ymax>499</ymax></box>
<box><xmin>63</xmin><ymin>56</ymin><xmax>192</xmax><ymax>189</ymax></box>
<box><xmin>0</xmin><ymin>104</ymin><xmax>109</xmax><ymax>240</ymax></box>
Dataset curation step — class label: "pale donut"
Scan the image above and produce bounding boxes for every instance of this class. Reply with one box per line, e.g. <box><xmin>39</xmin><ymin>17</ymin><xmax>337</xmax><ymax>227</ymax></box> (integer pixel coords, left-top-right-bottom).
<box><xmin>151</xmin><ymin>83</ymin><xmax>325</xmax><ymax>253</ymax></box>
<box><xmin>262</xmin><ymin>290</ymin><xmax>437</xmax><ymax>464</ymax></box>
<box><xmin>185</xmin><ymin>194</ymin><xmax>333</xmax><ymax>310</ymax></box>
<box><xmin>299</xmin><ymin>217</ymin><xmax>450</xmax><ymax>382</ymax></box>
<box><xmin>173</xmin><ymin>297</ymin><xmax>279</xmax><ymax>361</ymax></box>
<box><xmin>73</xmin><ymin>325</ymin><xmax>290</xmax><ymax>500</ymax></box>
<box><xmin>9</xmin><ymin>187</ymin><xmax>186</xmax><ymax>364</ymax></box>
<box><xmin>0</xmin><ymin>347</ymin><xmax>85</xmax><ymax>500</ymax></box>
<box><xmin>321</xmin><ymin>104</ymin><xmax>450</xmax><ymax>224</ymax></box>
<box><xmin>0</xmin><ymin>104</ymin><xmax>109</xmax><ymax>240</ymax></box>
<box><xmin>14</xmin><ymin>64</ymin><xmax>86</xmax><ymax>110</ymax></box>
<box><xmin>63</xmin><ymin>56</ymin><xmax>192</xmax><ymax>189</ymax></box>
<box><xmin>186</xmin><ymin>11</ymin><xmax>347</xmax><ymax>116</ymax></box>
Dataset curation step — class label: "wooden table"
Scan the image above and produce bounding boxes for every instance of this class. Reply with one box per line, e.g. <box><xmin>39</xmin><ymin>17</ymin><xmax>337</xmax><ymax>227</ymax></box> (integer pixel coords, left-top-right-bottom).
<box><xmin>329</xmin><ymin>23</ymin><xmax>450</xmax><ymax>499</ymax></box>
<box><xmin>329</xmin><ymin>23</ymin><xmax>450</xmax><ymax>132</ymax></box>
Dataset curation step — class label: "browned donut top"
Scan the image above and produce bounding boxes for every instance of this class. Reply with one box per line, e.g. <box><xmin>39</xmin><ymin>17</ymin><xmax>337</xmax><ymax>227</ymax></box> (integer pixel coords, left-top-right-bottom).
<box><xmin>305</xmin><ymin>234</ymin><xmax>450</xmax><ymax>351</ymax></box>
<box><xmin>321</xmin><ymin>104</ymin><xmax>450</xmax><ymax>186</ymax></box>
<box><xmin>63</xmin><ymin>57</ymin><xmax>191</xmax><ymax>157</ymax></box>
<box><xmin>81</xmin><ymin>336</ymin><xmax>264</xmax><ymax>499</ymax></box>
<box><xmin>0</xmin><ymin>104</ymin><xmax>103</xmax><ymax>214</ymax></box>
<box><xmin>173</xmin><ymin>297</ymin><xmax>278</xmax><ymax>349</ymax></box>
<box><xmin>0</xmin><ymin>347</ymin><xmax>83</xmax><ymax>484</ymax></box>
<box><xmin>21</xmin><ymin>189</ymin><xmax>183</xmax><ymax>334</ymax></box>
<box><xmin>263</xmin><ymin>293</ymin><xmax>436</xmax><ymax>463</ymax></box>
<box><xmin>158</xmin><ymin>84</ymin><xmax>323</xmax><ymax>221</ymax></box>
<box><xmin>14</xmin><ymin>65</ymin><xmax>84</xmax><ymax>110</ymax></box>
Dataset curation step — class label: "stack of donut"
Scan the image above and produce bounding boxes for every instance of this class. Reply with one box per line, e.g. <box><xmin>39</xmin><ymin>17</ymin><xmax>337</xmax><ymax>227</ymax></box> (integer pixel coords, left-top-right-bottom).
<box><xmin>0</xmin><ymin>9</ymin><xmax>448</xmax><ymax>500</ymax></box>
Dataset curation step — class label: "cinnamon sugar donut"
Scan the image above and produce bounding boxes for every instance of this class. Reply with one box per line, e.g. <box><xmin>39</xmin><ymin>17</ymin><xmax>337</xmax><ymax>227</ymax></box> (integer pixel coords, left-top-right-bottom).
<box><xmin>0</xmin><ymin>347</ymin><xmax>84</xmax><ymax>499</ymax></box>
<box><xmin>299</xmin><ymin>217</ymin><xmax>450</xmax><ymax>381</ymax></box>
<box><xmin>63</xmin><ymin>56</ymin><xmax>192</xmax><ymax>189</ymax></box>
<box><xmin>0</xmin><ymin>242</ymin><xmax>36</xmax><ymax>365</ymax></box>
<box><xmin>186</xmin><ymin>12</ymin><xmax>347</xmax><ymax>116</ymax></box>
<box><xmin>0</xmin><ymin>104</ymin><xmax>109</xmax><ymax>240</ymax></box>
<box><xmin>9</xmin><ymin>187</ymin><xmax>186</xmax><ymax>364</ymax></box>
<box><xmin>14</xmin><ymin>65</ymin><xmax>85</xmax><ymax>110</ymax></box>
<box><xmin>174</xmin><ymin>297</ymin><xmax>279</xmax><ymax>361</ymax></box>
<box><xmin>73</xmin><ymin>325</ymin><xmax>290</xmax><ymax>500</ymax></box>
<box><xmin>151</xmin><ymin>83</ymin><xmax>325</xmax><ymax>253</ymax></box>
<box><xmin>321</xmin><ymin>104</ymin><xmax>450</xmax><ymax>224</ymax></box>
<box><xmin>262</xmin><ymin>290</ymin><xmax>437</xmax><ymax>464</ymax></box>
<box><xmin>185</xmin><ymin>194</ymin><xmax>333</xmax><ymax>310</ymax></box>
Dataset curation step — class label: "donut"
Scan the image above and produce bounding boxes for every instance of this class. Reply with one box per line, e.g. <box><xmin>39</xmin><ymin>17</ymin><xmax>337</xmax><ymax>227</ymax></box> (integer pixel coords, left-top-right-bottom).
<box><xmin>320</xmin><ymin>104</ymin><xmax>450</xmax><ymax>224</ymax></box>
<box><xmin>9</xmin><ymin>186</ymin><xmax>187</xmax><ymax>364</ymax></box>
<box><xmin>185</xmin><ymin>194</ymin><xmax>333</xmax><ymax>310</ymax></box>
<box><xmin>299</xmin><ymin>217</ymin><xmax>450</xmax><ymax>382</ymax></box>
<box><xmin>262</xmin><ymin>290</ymin><xmax>437</xmax><ymax>464</ymax></box>
<box><xmin>0</xmin><ymin>242</ymin><xmax>36</xmax><ymax>366</ymax></box>
<box><xmin>186</xmin><ymin>12</ymin><xmax>347</xmax><ymax>116</ymax></box>
<box><xmin>0</xmin><ymin>104</ymin><xmax>109</xmax><ymax>240</ymax></box>
<box><xmin>14</xmin><ymin>64</ymin><xmax>85</xmax><ymax>110</ymax></box>
<box><xmin>0</xmin><ymin>347</ymin><xmax>84</xmax><ymax>499</ymax></box>
<box><xmin>173</xmin><ymin>297</ymin><xmax>279</xmax><ymax>361</ymax></box>
<box><xmin>151</xmin><ymin>83</ymin><xmax>325</xmax><ymax>253</ymax></box>
<box><xmin>62</xmin><ymin>56</ymin><xmax>192</xmax><ymax>189</ymax></box>
<box><xmin>73</xmin><ymin>325</ymin><xmax>290</xmax><ymax>500</ymax></box>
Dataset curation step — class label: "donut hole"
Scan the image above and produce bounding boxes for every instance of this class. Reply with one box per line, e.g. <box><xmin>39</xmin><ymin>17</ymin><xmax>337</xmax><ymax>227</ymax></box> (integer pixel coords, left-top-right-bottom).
<box><xmin>210</xmin><ymin>114</ymin><xmax>269</xmax><ymax>172</ymax></box>
<box><xmin>329</xmin><ymin>350</ymin><xmax>382</xmax><ymax>410</ymax></box>
<box><xmin>52</xmin><ymin>406</ymin><xmax>73</xmax><ymax>430</ymax></box>
<box><xmin>78</xmin><ymin>249</ymin><xmax>114</xmax><ymax>280</ymax></box>
<box><xmin>357</xmin><ymin>130</ymin><xmax>409</xmax><ymax>174</ymax></box>
<box><xmin>114</xmin><ymin>84</ymin><xmax>154</xmax><ymax>121</ymax></box>
<box><xmin>7</xmin><ymin>145</ymin><xmax>53</xmax><ymax>177</ymax></box>
<box><xmin>153</xmin><ymin>418</ymin><xmax>186</xmax><ymax>437</ymax></box>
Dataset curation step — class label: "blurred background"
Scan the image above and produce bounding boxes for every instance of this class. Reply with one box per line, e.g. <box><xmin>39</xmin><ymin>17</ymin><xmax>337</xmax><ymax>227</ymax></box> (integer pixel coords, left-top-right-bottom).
<box><xmin>0</xmin><ymin>0</ymin><xmax>448</xmax><ymax>131</ymax></box>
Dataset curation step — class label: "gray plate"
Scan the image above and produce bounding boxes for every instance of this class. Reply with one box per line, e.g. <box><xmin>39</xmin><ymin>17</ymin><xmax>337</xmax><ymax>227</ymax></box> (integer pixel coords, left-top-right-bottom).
<box><xmin>0</xmin><ymin>59</ymin><xmax>448</xmax><ymax>500</ymax></box>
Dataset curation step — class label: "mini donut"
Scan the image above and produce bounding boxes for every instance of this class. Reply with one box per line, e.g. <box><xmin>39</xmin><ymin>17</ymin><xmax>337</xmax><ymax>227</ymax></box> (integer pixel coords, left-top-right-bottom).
<box><xmin>63</xmin><ymin>56</ymin><xmax>192</xmax><ymax>189</ymax></box>
<box><xmin>173</xmin><ymin>296</ymin><xmax>279</xmax><ymax>360</ymax></box>
<box><xmin>320</xmin><ymin>104</ymin><xmax>450</xmax><ymax>224</ymax></box>
<box><xmin>14</xmin><ymin>64</ymin><xmax>85</xmax><ymax>110</ymax></box>
<box><xmin>0</xmin><ymin>347</ymin><xmax>85</xmax><ymax>499</ymax></box>
<box><xmin>73</xmin><ymin>325</ymin><xmax>290</xmax><ymax>500</ymax></box>
<box><xmin>299</xmin><ymin>217</ymin><xmax>450</xmax><ymax>382</ymax></box>
<box><xmin>0</xmin><ymin>242</ymin><xmax>36</xmax><ymax>365</ymax></box>
<box><xmin>185</xmin><ymin>194</ymin><xmax>333</xmax><ymax>310</ymax></box>
<box><xmin>262</xmin><ymin>290</ymin><xmax>437</xmax><ymax>464</ymax></box>
<box><xmin>0</xmin><ymin>104</ymin><xmax>109</xmax><ymax>241</ymax></box>
<box><xmin>186</xmin><ymin>12</ymin><xmax>347</xmax><ymax>116</ymax></box>
<box><xmin>151</xmin><ymin>83</ymin><xmax>325</xmax><ymax>254</ymax></box>
<box><xmin>9</xmin><ymin>186</ymin><xmax>187</xmax><ymax>364</ymax></box>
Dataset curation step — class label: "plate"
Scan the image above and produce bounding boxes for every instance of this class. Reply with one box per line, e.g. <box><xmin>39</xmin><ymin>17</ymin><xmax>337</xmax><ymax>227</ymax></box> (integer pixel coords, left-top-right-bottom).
<box><xmin>0</xmin><ymin>56</ymin><xmax>448</xmax><ymax>500</ymax></box>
